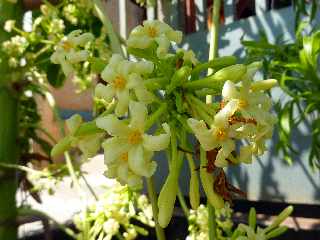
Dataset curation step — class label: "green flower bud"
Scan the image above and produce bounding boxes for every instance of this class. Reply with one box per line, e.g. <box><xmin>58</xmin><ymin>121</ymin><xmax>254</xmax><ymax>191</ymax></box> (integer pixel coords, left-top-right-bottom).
<box><xmin>269</xmin><ymin>206</ymin><xmax>293</xmax><ymax>230</ymax></box>
<box><xmin>51</xmin><ymin>136</ymin><xmax>74</xmax><ymax>157</ymax></box>
<box><xmin>157</xmin><ymin>173</ymin><xmax>178</xmax><ymax>228</ymax></box>
<box><xmin>212</xmin><ymin>64</ymin><xmax>246</xmax><ymax>82</ymax></box>
<box><xmin>251</xmin><ymin>79</ymin><xmax>278</xmax><ymax>91</ymax></box>
<box><xmin>248</xmin><ymin>207</ymin><xmax>256</xmax><ymax>229</ymax></box>
<box><xmin>266</xmin><ymin>226</ymin><xmax>288</xmax><ymax>239</ymax></box>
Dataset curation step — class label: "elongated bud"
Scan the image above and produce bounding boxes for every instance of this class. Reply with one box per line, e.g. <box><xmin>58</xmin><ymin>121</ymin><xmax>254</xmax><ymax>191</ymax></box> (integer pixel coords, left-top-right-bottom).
<box><xmin>269</xmin><ymin>206</ymin><xmax>293</xmax><ymax>229</ymax></box>
<box><xmin>189</xmin><ymin>171</ymin><xmax>200</xmax><ymax>210</ymax></box>
<box><xmin>213</xmin><ymin>64</ymin><xmax>246</xmax><ymax>82</ymax></box>
<box><xmin>166</xmin><ymin>66</ymin><xmax>192</xmax><ymax>94</ymax></box>
<box><xmin>199</xmin><ymin>148</ymin><xmax>224</xmax><ymax>209</ymax></box>
<box><xmin>251</xmin><ymin>79</ymin><xmax>278</xmax><ymax>91</ymax></box>
<box><xmin>157</xmin><ymin>174</ymin><xmax>178</xmax><ymax>228</ymax></box>
<box><xmin>74</xmin><ymin>121</ymin><xmax>104</xmax><ymax>137</ymax></box>
<box><xmin>265</xmin><ymin>226</ymin><xmax>288</xmax><ymax>239</ymax></box>
<box><xmin>248</xmin><ymin>207</ymin><xmax>256</xmax><ymax>229</ymax></box>
<box><xmin>66</xmin><ymin>114</ymin><xmax>83</xmax><ymax>134</ymax></box>
<box><xmin>51</xmin><ymin>136</ymin><xmax>74</xmax><ymax>157</ymax></box>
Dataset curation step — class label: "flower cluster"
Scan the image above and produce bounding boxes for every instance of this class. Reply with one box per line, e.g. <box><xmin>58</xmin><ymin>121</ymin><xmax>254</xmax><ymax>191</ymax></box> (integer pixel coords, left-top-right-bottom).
<box><xmin>50</xmin><ymin>30</ymin><xmax>94</xmax><ymax>77</ymax></box>
<box><xmin>127</xmin><ymin>20</ymin><xmax>182</xmax><ymax>58</ymax></box>
<box><xmin>96</xmin><ymin>101</ymin><xmax>170</xmax><ymax>189</ymax></box>
<box><xmin>188</xmin><ymin>63</ymin><xmax>276</xmax><ymax>167</ymax></box>
<box><xmin>74</xmin><ymin>182</ymin><xmax>154</xmax><ymax>240</ymax></box>
<box><xmin>52</xmin><ymin>19</ymin><xmax>279</xmax><ymax>229</ymax></box>
<box><xmin>95</xmin><ymin>54</ymin><xmax>154</xmax><ymax>116</ymax></box>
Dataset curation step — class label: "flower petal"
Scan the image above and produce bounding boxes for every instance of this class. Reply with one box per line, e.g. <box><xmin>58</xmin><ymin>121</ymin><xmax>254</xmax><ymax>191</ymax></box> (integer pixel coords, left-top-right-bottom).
<box><xmin>142</xmin><ymin>123</ymin><xmax>170</xmax><ymax>151</ymax></box>
<box><xmin>96</xmin><ymin>115</ymin><xmax>130</xmax><ymax>137</ymax></box>
<box><xmin>239</xmin><ymin>145</ymin><xmax>253</xmax><ymax>164</ymax></box>
<box><xmin>128</xmin><ymin>145</ymin><xmax>156</xmax><ymax>177</ymax></box>
<box><xmin>102</xmin><ymin>137</ymin><xmax>130</xmax><ymax>164</ymax></box>
<box><xmin>115</xmin><ymin>89</ymin><xmax>130</xmax><ymax>116</ymax></box>
<box><xmin>134</xmin><ymin>86</ymin><xmax>154</xmax><ymax>103</ymax></box>
<box><xmin>214</xmin><ymin>100</ymin><xmax>238</xmax><ymax>128</ymax></box>
<box><xmin>95</xmin><ymin>83</ymin><xmax>115</xmax><ymax>102</ymax></box>
<box><xmin>129</xmin><ymin>101</ymin><xmax>147</xmax><ymax>131</ymax></box>
<box><xmin>215</xmin><ymin>139</ymin><xmax>235</xmax><ymax>167</ymax></box>
<box><xmin>187</xmin><ymin>119</ymin><xmax>215</xmax><ymax>151</ymax></box>
<box><xmin>222</xmin><ymin>80</ymin><xmax>239</xmax><ymax>101</ymax></box>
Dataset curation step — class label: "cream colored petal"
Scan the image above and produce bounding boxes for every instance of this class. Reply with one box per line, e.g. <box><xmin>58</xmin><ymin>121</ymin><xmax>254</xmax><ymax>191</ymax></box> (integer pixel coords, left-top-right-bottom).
<box><xmin>78</xmin><ymin>134</ymin><xmax>102</xmax><ymax>158</ymax></box>
<box><xmin>115</xmin><ymin>89</ymin><xmax>130</xmax><ymax>116</ymax></box>
<box><xmin>187</xmin><ymin>119</ymin><xmax>216</xmax><ymax>151</ymax></box>
<box><xmin>214</xmin><ymin>100</ymin><xmax>238</xmax><ymax>128</ymax></box>
<box><xmin>129</xmin><ymin>101</ymin><xmax>147</xmax><ymax>131</ymax></box>
<box><xmin>102</xmin><ymin>137</ymin><xmax>130</xmax><ymax>164</ymax></box>
<box><xmin>142</xmin><ymin>123</ymin><xmax>170</xmax><ymax>151</ymax></box>
<box><xmin>117</xmin><ymin>161</ymin><xmax>129</xmax><ymax>182</ymax></box>
<box><xmin>108</xmin><ymin>54</ymin><xmax>123</xmax><ymax>68</ymax></box>
<box><xmin>117</xmin><ymin>60</ymin><xmax>135</xmax><ymax>77</ymax></box>
<box><xmin>127</xmin><ymin>73</ymin><xmax>142</xmax><ymax>89</ymax></box>
<box><xmin>215</xmin><ymin>139</ymin><xmax>235</xmax><ymax>167</ymax></box>
<box><xmin>66</xmin><ymin>50</ymin><xmax>89</xmax><ymax>63</ymax></box>
<box><xmin>95</xmin><ymin>83</ymin><xmax>115</xmax><ymax>102</ymax></box>
<box><xmin>101</xmin><ymin>66</ymin><xmax>117</xmax><ymax>83</ymax></box>
<box><xmin>50</xmin><ymin>51</ymin><xmax>61</xmax><ymax>64</ymax></box>
<box><xmin>239</xmin><ymin>145</ymin><xmax>253</xmax><ymax>164</ymax></box>
<box><xmin>222</xmin><ymin>80</ymin><xmax>239</xmax><ymax>101</ymax></box>
<box><xmin>127</xmin><ymin>35</ymin><xmax>153</xmax><ymax>49</ymax></box>
<box><xmin>155</xmin><ymin>36</ymin><xmax>170</xmax><ymax>58</ymax></box>
<box><xmin>128</xmin><ymin>145</ymin><xmax>156</xmax><ymax>177</ymax></box>
<box><xmin>96</xmin><ymin>114</ymin><xmax>130</xmax><ymax>137</ymax></box>
<box><xmin>73</xmin><ymin>32</ymin><xmax>94</xmax><ymax>46</ymax></box>
<box><xmin>166</xmin><ymin>30</ymin><xmax>183</xmax><ymax>44</ymax></box>
<box><xmin>134</xmin><ymin>61</ymin><xmax>154</xmax><ymax>75</ymax></box>
<box><xmin>60</xmin><ymin>59</ymin><xmax>74</xmax><ymax>77</ymax></box>
<box><xmin>134</xmin><ymin>86</ymin><xmax>154</xmax><ymax>104</ymax></box>
<box><xmin>127</xmin><ymin>173</ymin><xmax>143</xmax><ymax>189</ymax></box>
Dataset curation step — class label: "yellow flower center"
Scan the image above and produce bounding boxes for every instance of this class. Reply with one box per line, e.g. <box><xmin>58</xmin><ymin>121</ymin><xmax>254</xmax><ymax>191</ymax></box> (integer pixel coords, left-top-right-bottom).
<box><xmin>120</xmin><ymin>152</ymin><xmax>128</xmax><ymax>162</ymax></box>
<box><xmin>62</xmin><ymin>40</ymin><xmax>74</xmax><ymax>51</ymax></box>
<box><xmin>147</xmin><ymin>26</ymin><xmax>158</xmax><ymax>38</ymax></box>
<box><xmin>113</xmin><ymin>75</ymin><xmax>126</xmax><ymax>90</ymax></box>
<box><xmin>128</xmin><ymin>130</ymin><xmax>142</xmax><ymax>145</ymax></box>
<box><xmin>216</xmin><ymin>128</ymin><xmax>227</xmax><ymax>140</ymax></box>
<box><xmin>238</xmin><ymin>99</ymin><xmax>248</xmax><ymax>108</ymax></box>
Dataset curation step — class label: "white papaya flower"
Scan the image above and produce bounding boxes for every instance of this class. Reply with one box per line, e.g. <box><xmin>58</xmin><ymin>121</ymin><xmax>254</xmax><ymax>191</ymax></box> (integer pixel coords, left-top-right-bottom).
<box><xmin>95</xmin><ymin>54</ymin><xmax>154</xmax><ymax>116</ymax></box>
<box><xmin>222</xmin><ymin>80</ymin><xmax>273</xmax><ymax>125</ymax></box>
<box><xmin>188</xmin><ymin>100</ymin><xmax>240</xmax><ymax>167</ymax></box>
<box><xmin>176</xmin><ymin>48</ymin><xmax>199</xmax><ymax>65</ymax></box>
<box><xmin>127</xmin><ymin>20</ymin><xmax>182</xmax><ymax>58</ymax></box>
<box><xmin>96</xmin><ymin>101</ymin><xmax>170</xmax><ymax>188</ymax></box>
<box><xmin>50</xmin><ymin>30</ymin><xmax>94</xmax><ymax>76</ymax></box>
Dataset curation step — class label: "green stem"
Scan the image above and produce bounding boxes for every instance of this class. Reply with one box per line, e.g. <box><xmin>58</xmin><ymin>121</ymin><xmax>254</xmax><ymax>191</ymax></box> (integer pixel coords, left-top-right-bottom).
<box><xmin>93</xmin><ymin>0</ymin><xmax>124</xmax><ymax>57</ymax></box>
<box><xmin>177</xmin><ymin>187</ymin><xmax>189</xmax><ymax>217</ymax></box>
<box><xmin>146</xmin><ymin>177</ymin><xmax>166</xmax><ymax>240</ymax></box>
<box><xmin>207</xmin><ymin>1</ymin><xmax>221</xmax><ymax>239</ymax></box>
<box><xmin>208</xmin><ymin>204</ymin><xmax>218</xmax><ymax>240</ymax></box>
<box><xmin>144</xmin><ymin>103</ymin><xmax>167</xmax><ymax>130</ymax></box>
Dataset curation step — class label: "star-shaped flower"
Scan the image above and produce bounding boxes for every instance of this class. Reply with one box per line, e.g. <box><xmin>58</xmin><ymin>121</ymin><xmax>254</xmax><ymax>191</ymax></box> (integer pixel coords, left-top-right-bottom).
<box><xmin>95</xmin><ymin>54</ymin><xmax>154</xmax><ymax>116</ymax></box>
<box><xmin>96</xmin><ymin>101</ymin><xmax>170</xmax><ymax>188</ymax></box>
<box><xmin>127</xmin><ymin>20</ymin><xmax>182</xmax><ymax>58</ymax></box>
<box><xmin>188</xmin><ymin>100</ymin><xmax>240</xmax><ymax>167</ymax></box>
<box><xmin>50</xmin><ymin>30</ymin><xmax>94</xmax><ymax>76</ymax></box>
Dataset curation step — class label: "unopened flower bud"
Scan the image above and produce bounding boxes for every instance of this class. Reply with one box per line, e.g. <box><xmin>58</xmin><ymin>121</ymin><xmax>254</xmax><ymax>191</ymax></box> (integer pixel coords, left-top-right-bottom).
<box><xmin>213</xmin><ymin>64</ymin><xmax>246</xmax><ymax>82</ymax></box>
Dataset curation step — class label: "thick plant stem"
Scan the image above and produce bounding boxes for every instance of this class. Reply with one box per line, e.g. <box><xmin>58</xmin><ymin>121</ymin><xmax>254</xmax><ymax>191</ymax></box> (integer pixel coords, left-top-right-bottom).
<box><xmin>146</xmin><ymin>177</ymin><xmax>166</xmax><ymax>240</ymax></box>
<box><xmin>207</xmin><ymin>0</ymin><xmax>222</xmax><ymax>239</ymax></box>
<box><xmin>0</xmin><ymin>88</ymin><xmax>19</xmax><ymax>240</ymax></box>
<box><xmin>207</xmin><ymin>0</ymin><xmax>221</xmax><ymax>103</ymax></box>
<box><xmin>0</xmin><ymin>1</ymin><xmax>23</xmax><ymax>239</ymax></box>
